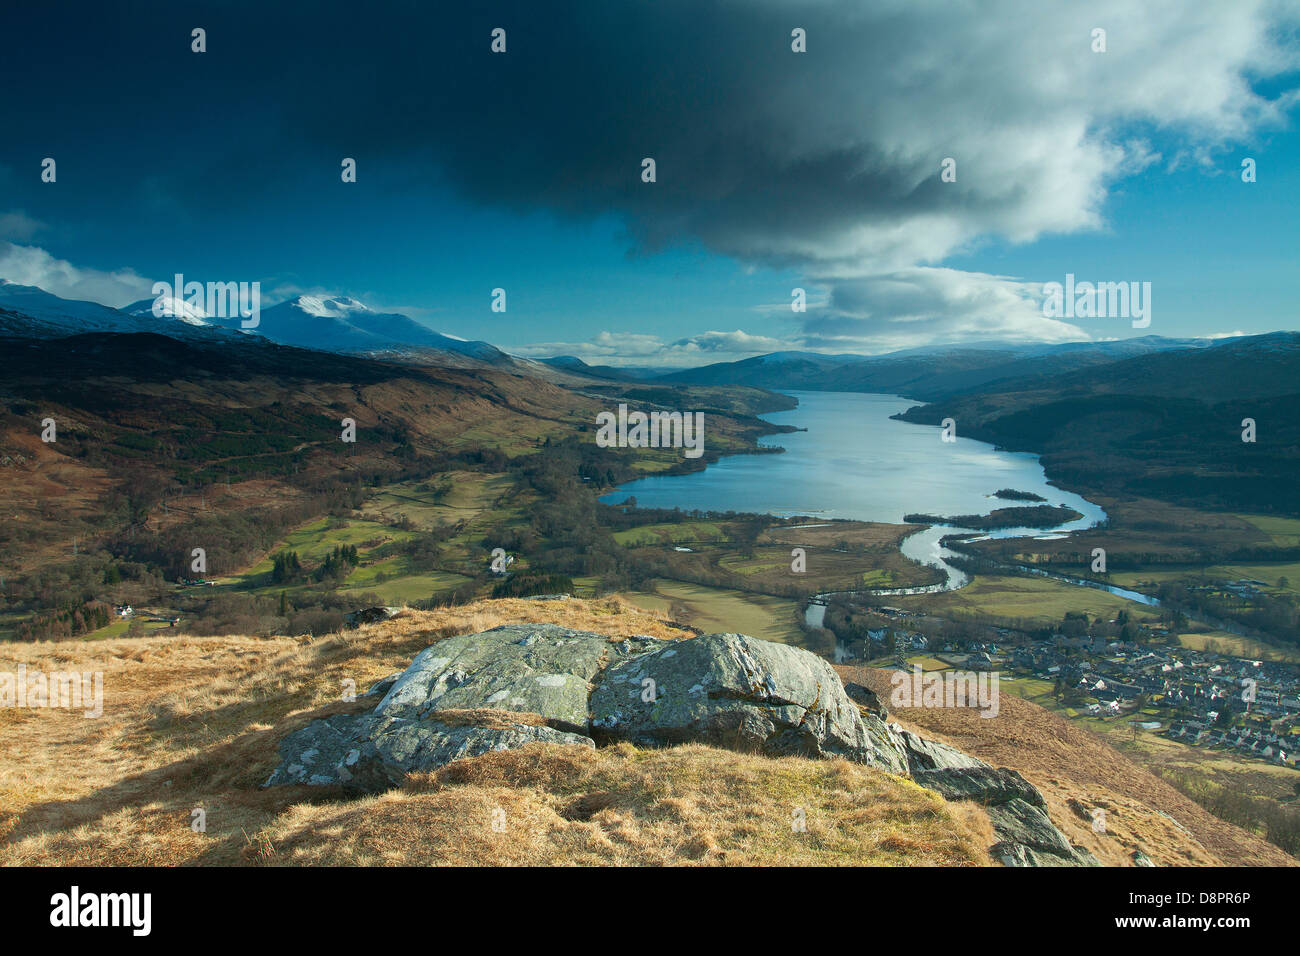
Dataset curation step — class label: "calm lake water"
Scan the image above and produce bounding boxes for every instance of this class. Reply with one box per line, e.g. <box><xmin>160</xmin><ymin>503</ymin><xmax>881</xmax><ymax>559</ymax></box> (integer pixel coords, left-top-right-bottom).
<box><xmin>600</xmin><ymin>391</ymin><xmax>1108</xmax><ymax>604</ymax></box>
<box><xmin>600</xmin><ymin>391</ymin><xmax>1106</xmax><ymax>530</ymax></box>
<box><xmin>597</xmin><ymin>391</ymin><xmax>1185</xmax><ymax>634</ymax></box>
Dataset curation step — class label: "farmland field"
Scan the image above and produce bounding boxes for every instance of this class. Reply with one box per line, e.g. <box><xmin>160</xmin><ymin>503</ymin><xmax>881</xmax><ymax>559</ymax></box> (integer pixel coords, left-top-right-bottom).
<box><xmin>617</xmin><ymin>579</ymin><xmax>808</xmax><ymax>647</ymax></box>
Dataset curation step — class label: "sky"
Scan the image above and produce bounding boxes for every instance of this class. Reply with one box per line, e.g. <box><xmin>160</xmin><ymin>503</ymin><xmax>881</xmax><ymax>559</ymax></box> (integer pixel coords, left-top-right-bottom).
<box><xmin>1</xmin><ymin>0</ymin><xmax>1298</xmax><ymax>366</ymax></box>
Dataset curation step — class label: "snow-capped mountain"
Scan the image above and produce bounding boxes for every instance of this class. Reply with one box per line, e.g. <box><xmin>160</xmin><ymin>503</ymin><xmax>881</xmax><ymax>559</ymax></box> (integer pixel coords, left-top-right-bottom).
<box><xmin>123</xmin><ymin>295</ymin><xmax>215</xmax><ymax>327</ymax></box>
<box><xmin>0</xmin><ymin>282</ymin><xmax>539</xmax><ymax>374</ymax></box>
<box><xmin>0</xmin><ymin>280</ymin><xmax>155</xmax><ymax>336</ymax></box>
<box><xmin>255</xmin><ymin>295</ymin><xmax>513</xmax><ymax>364</ymax></box>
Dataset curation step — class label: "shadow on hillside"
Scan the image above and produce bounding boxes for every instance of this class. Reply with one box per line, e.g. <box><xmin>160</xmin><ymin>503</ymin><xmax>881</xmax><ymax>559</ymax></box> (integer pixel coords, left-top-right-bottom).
<box><xmin>4</xmin><ymin>697</ymin><xmax>372</xmax><ymax>862</ymax></box>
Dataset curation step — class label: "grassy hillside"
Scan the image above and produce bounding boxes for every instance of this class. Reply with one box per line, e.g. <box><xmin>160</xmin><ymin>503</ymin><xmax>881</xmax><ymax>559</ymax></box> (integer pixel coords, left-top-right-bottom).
<box><xmin>843</xmin><ymin>666</ymin><xmax>1295</xmax><ymax>867</ymax></box>
<box><xmin>0</xmin><ymin>331</ymin><xmax>794</xmax><ymax>640</ymax></box>
<box><xmin>2</xmin><ymin>597</ymin><xmax>1288</xmax><ymax>866</ymax></box>
<box><xmin>894</xmin><ymin>333</ymin><xmax>1300</xmax><ymax>516</ymax></box>
<box><xmin>0</xmin><ymin>598</ymin><xmax>990</xmax><ymax>866</ymax></box>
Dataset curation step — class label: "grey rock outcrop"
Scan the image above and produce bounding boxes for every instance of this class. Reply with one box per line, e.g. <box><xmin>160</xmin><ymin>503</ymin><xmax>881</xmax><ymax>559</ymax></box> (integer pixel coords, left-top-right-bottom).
<box><xmin>991</xmin><ymin>841</ymin><xmax>1097</xmax><ymax>868</ymax></box>
<box><xmin>264</xmin><ymin>623</ymin><xmax>1105</xmax><ymax>866</ymax></box>
<box><xmin>892</xmin><ymin>733</ymin><xmax>1099</xmax><ymax>867</ymax></box>
<box><xmin>377</xmin><ymin>624</ymin><xmax>661</xmax><ymax>732</ymax></box>
<box><xmin>844</xmin><ymin>682</ymin><xmax>886</xmax><ymax>718</ymax></box>
<box><xmin>590</xmin><ymin>632</ymin><xmax>908</xmax><ymax>773</ymax></box>
<box><xmin>893</xmin><ymin>725</ymin><xmax>987</xmax><ymax>773</ymax></box>
<box><xmin>345</xmin><ymin>606</ymin><xmax>402</xmax><ymax>628</ymax></box>
<box><xmin>264</xmin><ymin>712</ymin><xmax>593</xmax><ymax>792</ymax></box>
<box><xmin>988</xmin><ymin>798</ymin><xmax>1079</xmax><ymax>858</ymax></box>
<box><xmin>913</xmin><ymin>765</ymin><xmax>1045</xmax><ymax>806</ymax></box>
<box><xmin>927</xmin><ymin>773</ymin><xmax>1100</xmax><ymax>866</ymax></box>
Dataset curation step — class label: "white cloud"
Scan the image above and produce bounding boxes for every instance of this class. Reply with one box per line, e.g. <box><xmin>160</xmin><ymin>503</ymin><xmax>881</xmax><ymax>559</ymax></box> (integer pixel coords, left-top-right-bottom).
<box><xmin>0</xmin><ymin>243</ymin><xmax>153</xmax><ymax>307</ymax></box>
<box><xmin>421</xmin><ymin>0</ymin><xmax>1297</xmax><ymax>352</ymax></box>
<box><xmin>803</xmin><ymin>268</ymin><xmax>1089</xmax><ymax>353</ymax></box>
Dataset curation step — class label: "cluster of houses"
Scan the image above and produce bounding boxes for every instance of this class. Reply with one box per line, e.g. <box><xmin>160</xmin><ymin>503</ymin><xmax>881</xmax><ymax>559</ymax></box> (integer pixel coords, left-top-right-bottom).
<box><xmin>1187</xmin><ymin>578</ymin><xmax>1273</xmax><ymax>600</ymax></box>
<box><xmin>1165</xmin><ymin>723</ymin><xmax>1296</xmax><ymax>764</ymax></box>
<box><xmin>1008</xmin><ymin>636</ymin><xmax>1300</xmax><ymax>768</ymax></box>
<box><xmin>852</xmin><ymin>606</ymin><xmax>933</xmax><ymax>655</ymax></box>
<box><xmin>863</xmin><ymin>625</ymin><xmax>930</xmax><ymax>653</ymax></box>
<box><xmin>826</xmin><ymin>599</ymin><xmax>1300</xmax><ymax>772</ymax></box>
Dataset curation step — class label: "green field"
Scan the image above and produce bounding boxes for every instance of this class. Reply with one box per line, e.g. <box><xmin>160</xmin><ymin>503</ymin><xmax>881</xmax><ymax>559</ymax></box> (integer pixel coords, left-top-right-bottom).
<box><xmin>1173</xmin><ymin>629</ymin><xmax>1300</xmax><ymax>662</ymax></box>
<box><xmin>83</xmin><ymin>618</ymin><xmax>133</xmax><ymax>640</ymax></box>
<box><xmin>895</xmin><ymin>574</ymin><xmax>1165</xmax><ymax>626</ymax></box>
<box><xmin>901</xmin><ymin>655</ymin><xmax>950</xmax><ymax>673</ymax></box>
<box><xmin>1110</xmin><ymin>561</ymin><xmax>1300</xmax><ymax>598</ymax></box>
<box><xmin>83</xmin><ymin>618</ymin><xmax>179</xmax><ymax>641</ymax></box>
<box><xmin>240</xmin><ymin>516</ymin><xmax>415</xmax><ymax>577</ymax></box>
<box><xmin>613</xmin><ymin>516</ymin><xmax>941</xmax><ymax>598</ymax></box>
<box><xmin>335</xmin><ymin>560</ymin><xmax>472</xmax><ymax>604</ymax></box>
<box><xmin>613</xmin><ymin>521</ymin><xmax>729</xmax><ymax>547</ymax></box>
<box><xmin>618</xmin><ymin>579</ymin><xmax>807</xmax><ymax>647</ymax></box>
<box><xmin>1240</xmin><ymin>514</ymin><xmax>1300</xmax><ymax>548</ymax></box>
<box><xmin>361</xmin><ymin>472</ymin><xmax>515</xmax><ymax>530</ymax></box>
<box><xmin>202</xmin><ymin>472</ymin><xmax>533</xmax><ymax>605</ymax></box>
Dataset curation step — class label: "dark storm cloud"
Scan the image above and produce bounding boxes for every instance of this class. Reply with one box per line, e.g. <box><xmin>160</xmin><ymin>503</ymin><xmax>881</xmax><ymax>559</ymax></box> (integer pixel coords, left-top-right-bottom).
<box><xmin>4</xmin><ymin>0</ymin><xmax>1297</xmax><ymax>348</ymax></box>
<box><xmin>218</xmin><ymin>0</ymin><xmax>1294</xmax><ymax>275</ymax></box>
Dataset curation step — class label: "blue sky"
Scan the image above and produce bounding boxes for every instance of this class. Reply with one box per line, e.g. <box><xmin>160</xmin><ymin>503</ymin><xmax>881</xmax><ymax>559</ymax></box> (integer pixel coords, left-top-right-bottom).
<box><xmin>1</xmin><ymin>1</ymin><xmax>1297</xmax><ymax>365</ymax></box>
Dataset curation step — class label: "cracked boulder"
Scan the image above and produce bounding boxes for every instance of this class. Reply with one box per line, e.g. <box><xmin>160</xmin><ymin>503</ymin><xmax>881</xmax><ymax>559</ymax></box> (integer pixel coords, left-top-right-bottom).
<box><xmin>263</xmin><ymin>711</ymin><xmax>594</xmax><ymax>794</ymax></box>
<box><xmin>912</xmin><ymin>765</ymin><xmax>1045</xmax><ymax>806</ymax></box>
<box><xmin>264</xmin><ymin>621</ymin><xmax>1096</xmax><ymax>871</ymax></box>
<box><xmin>906</xmin><ymin>763</ymin><xmax>1099</xmax><ymax>867</ymax></box>
<box><xmin>987</xmin><ymin>795</ymin><xmax>1101</xmax><ymax>867</ymax></box>
<box><xmin>376</xmin><ymin>623</ymin><xmax>662</xmax><ymax>732</ymax></box>
<box><xmin>589</xmin><ymin>632</ymin><xmax>909</xmax><ymax>773</ymax></box>
<box><xmin>893</xmin><ymin>725</ymin><xmax>988</xmax><ymax>774</ymax></box>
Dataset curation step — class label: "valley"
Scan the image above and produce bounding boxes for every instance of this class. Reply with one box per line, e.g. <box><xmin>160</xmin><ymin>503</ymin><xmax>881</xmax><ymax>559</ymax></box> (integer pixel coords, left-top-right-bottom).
<box><xmin>5</xmin><ymin>0</ymin><xmax>1298</xmax><ymax>888</ymax></box>
<box><xmin>3</xmin><ymin>319</ymin><xmax>1299</xmax><ymax>866</ymax></box>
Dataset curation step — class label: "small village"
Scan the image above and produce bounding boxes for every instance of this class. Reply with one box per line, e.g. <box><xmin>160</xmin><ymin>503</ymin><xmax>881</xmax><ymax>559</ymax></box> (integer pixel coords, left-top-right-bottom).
<box><xmin>839</xmin><ymin>607</ymin><xmax>1300</xmax><ymax>771</ymax></box>
<box><xmin>1007</xmin><ymin>638</ymin><xmax>1300</xmax><ymax>769</ymax></box>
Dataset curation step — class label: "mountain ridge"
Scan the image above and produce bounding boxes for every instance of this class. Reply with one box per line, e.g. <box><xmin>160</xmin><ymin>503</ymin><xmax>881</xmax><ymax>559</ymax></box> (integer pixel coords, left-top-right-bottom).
<box><xmin>0</xmin><ymin>281</ymin><xmax>539</xmax><ymax>374</ymax></box>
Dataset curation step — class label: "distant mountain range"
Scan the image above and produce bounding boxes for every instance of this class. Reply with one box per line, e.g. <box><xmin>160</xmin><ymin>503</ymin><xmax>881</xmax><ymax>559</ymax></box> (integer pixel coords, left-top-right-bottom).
<box><xmin>539</xmin><ymin>355</ymin><xmax>664</xmax><ymax>381</ymax></box>
<box><xmin>2</xmin><ymin>279</ymin><xmax>1291</xmax><ymax>408</ymax></box>
<box><xmin>892</xmin><ymin>330</ymin><xmax>1300</xmax><ymax>514</ymax></box>
<box><xmin>0</xmin><ymin>280</ymin><xmax>565</xmax><ymax>377</ymax></box>
<box><xmin>652</xmin><ymin>337</ymin><xmax>1223</xmax><ymax>401</ymax></box>
<box><xmin>0</xmin><ymin>280</ymin><xmax>178</xmax><ymax>338</ymax></box>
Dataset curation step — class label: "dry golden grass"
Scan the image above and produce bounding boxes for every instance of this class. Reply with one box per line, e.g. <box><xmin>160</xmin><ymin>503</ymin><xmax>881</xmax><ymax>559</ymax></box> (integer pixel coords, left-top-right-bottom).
<box><xmin>1</xmin><ymin>597</ymin><xmax>990</xmax><ymax>866</ymax></box>
<box><xmin>249</xmin><ymin>744</ymin><xmax>993</xmax><ymax>866</ymax></box>
<box><xmin>840</xmin><ymin>666</ymin><xmax>1297</xmax><ymax>867</ymax></box>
